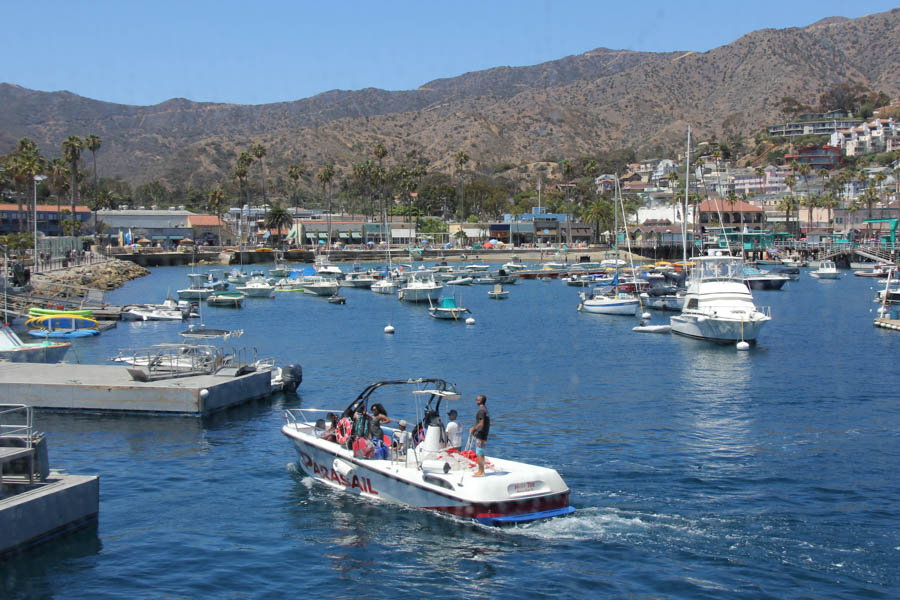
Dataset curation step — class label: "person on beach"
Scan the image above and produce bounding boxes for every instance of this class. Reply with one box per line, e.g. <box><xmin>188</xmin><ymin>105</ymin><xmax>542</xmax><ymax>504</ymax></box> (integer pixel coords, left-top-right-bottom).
<box><xmin>469</xmin><ymin>395</ymin><xmax>490</xmax><ymax>477</ymax></box>
<box><xmin>445</xmin><ymin>409</ymin><xmax>462</xmax><ymax>450</ymax></box>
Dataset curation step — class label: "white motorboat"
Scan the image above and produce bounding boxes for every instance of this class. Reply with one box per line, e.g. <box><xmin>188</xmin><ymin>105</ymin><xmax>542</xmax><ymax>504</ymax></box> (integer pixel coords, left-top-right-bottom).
<box><xmin>340</xmin><ymin>272</ymin><xmax>376</xmax><ymax>288</ymax></box>
<box><xmin>314</xmin><ymin>255</ymin><xmax>343</xmax><ymax>278</ymax></box>
<box><xmin>226</xmin><ymin>269</ymin><xmax>250</xmax><ymax>284</ymax></box>
<box><xmin>463</xmin><ymin>263</ymin><xmax>491</xmax><ymax>272</ymax></box>
<box><xmin>206</xmin><ymin>291</ymin><xmax>246</xmax><ymax>307</ymax></box>
<box><xmin>301</xmin><ymin>276</ymin><xmax>340</xmax><ymax>296</ymax></box>
<box><xmin>0</xmin><ymin>325</ymin><xmax>70</xmax><ymax>362</ymax></box>
<box><xmin>640</xmin><ymin>286</ymin><xmax>686</xmax><ymax>311</ymax></box>
<box><xmin>446</xmin><ymin>276</ymin><xmax>473</xmax><ymax>286</ymax></box>
<box><xmin>502</xmin><ymin>257</ymin><xmax>527</xmax><ymax>271</ymax></box>
<box><xmin>371</xmin><ymin>279</ymin><xmax>397</xmax><ymax>295</ymax></box>
<box><xmin>177</xmin><ymin>273</ymin><xmax>215</xmax><ymax>300</ymax></box>
<box><xmin>578</xmin><ymin>288</ymin><xmax>640</xmax><ymax>315</ymax></box>
<box><xmin>428</xmin><ymin>296</ymin><xmax>471</xmax><ymax>320</ymax></box>
<box><xmin>743</xmin><ymin>266</ymin><xmax>790</xmax><ymax>290</ymax></box>
<box><xmin>121</xmin><ymin>305</ymin><xmax>186</xmax><ymax>321</ymax></box>
<box><xmin>854</xmin><ymin>264</ymin><xmax>891</xmax><ymax>278</ymax></box>
<box><xmin>110</xmin><ymin>343</ymin><xmax>231</xmax><ymax>374</ymax></box>
<box><xmin>810</xmin><ymin>260</ymin><xmax>841</xmax><ymax>280</ymax></box>
<box><xmin>473</xmin><ymin>275</ymin><xmax>500</xmax><ymax>285</ymax></box>
<box><xmin>281</xmin><ymin>379</ymin><xmax>575</xmax><ymax>525</ymax></box>
<box><xmin>398</xmin><ymin>271</ymin><xmax>442</xmax><ymax>302</ymax></box>
<box><xmin>236</xmin><ymin>276</ymin><xmax>275</xmax><ymax>297</ymax></box>
<box><xmin>670</xmin><ymin>251</ymin><xmax>771</xmax><ymax>343</ymax></box>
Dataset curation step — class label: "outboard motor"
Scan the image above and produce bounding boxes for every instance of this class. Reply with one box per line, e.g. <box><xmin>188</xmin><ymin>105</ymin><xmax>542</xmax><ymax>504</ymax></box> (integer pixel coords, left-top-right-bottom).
<box><xmin>281</xmin><ymin>364</ymin><xmax>303</xmax><ymax>393</ymax></box>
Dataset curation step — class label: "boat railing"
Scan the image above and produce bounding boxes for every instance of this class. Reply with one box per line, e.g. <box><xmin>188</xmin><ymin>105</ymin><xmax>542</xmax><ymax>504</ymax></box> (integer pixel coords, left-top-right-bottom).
<box><xmin>115</xmin><ymin>343</ymin><xmax>226</xmax><ymax>376</ymax></box>
<box><xmin>0</xmin><ymin>404</ymin><xmax>33</xmax><ymax>450</ymax></box>
<box><xmin>0</xmin><ymin>404</ymin><xmax>35</xmax><ymax>485</ymax></box>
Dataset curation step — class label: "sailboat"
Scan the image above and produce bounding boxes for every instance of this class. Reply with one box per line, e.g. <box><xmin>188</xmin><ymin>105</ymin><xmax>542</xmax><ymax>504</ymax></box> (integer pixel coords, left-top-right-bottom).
<box><xmin>371</xmin><ymin>205</ymin><xmax>397</xmax><ymax>294</ymax></box>
<box><xmin>578</xmin><ymin>175</ymin><xmax>640</xmax><ymax>315</ymax></box>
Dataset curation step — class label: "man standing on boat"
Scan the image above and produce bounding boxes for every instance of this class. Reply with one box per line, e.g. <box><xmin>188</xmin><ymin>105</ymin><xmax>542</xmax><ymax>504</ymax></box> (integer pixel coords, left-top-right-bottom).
<box><xmin>470</xmin><ymin>395</ymin><xmax>490</xmax><ymax>477</ymax></box>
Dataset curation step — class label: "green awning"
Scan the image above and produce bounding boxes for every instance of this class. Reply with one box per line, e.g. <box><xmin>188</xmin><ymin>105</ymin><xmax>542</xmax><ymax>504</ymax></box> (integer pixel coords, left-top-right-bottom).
<box><xmin>305</xmin><ymin>233</ymin><xmax>315</xmax><ymax>239</ymax></box>
<box><xmin>318</xmin><ymin>232</ymin><xmax>328</xmax><ymax>238</ymax></box>
<box><xmin>151</xmin><ymin>236</ymin><xmax>167</xmax><ymax>240</ymax></box>
<box><xmin>170</xmin><ymin>235</ymin><xmax>184</xmax><ymax>240</ymax></box>
<box><xmin>351</xmin><ymin>231</ymin><xmax>362</xmax><ymax>238</ymax></box>
<box><xmin>339</xmin><ymin>232</ymin><xmax>349</xmax><ymax>239</ymax></box>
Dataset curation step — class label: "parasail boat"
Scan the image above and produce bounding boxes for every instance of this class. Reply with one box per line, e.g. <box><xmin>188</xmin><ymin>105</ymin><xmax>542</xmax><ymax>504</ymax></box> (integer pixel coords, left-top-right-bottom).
<box><xmin>281</xmin><ymin>378</ymin><xmax>575</xmax><ymax>526</ymax></box>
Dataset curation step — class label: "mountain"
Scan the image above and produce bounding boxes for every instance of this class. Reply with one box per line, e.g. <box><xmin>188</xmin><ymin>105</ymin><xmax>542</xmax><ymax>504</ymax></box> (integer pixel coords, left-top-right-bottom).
<box><xmin>1</xmin><ymin>8</ymin><xmax>898</xmax><ymax>189</ymax></box>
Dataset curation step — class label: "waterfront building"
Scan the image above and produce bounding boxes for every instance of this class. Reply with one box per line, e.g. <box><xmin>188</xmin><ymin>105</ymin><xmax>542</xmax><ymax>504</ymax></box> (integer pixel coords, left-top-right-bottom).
<box><xmin>0</xmin><ymin>203</ymin><xmax>91</xmax><ymax>236</ymax></box>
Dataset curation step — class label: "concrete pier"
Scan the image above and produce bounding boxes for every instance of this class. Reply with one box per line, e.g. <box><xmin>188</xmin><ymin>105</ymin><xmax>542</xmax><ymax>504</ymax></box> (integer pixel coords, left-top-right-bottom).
<box><xmin>0</xmin><ymin>363</ymin><xmax>272</xmax><ymax>416</ymax></box>
<box><xmin>0</xmin><ymin>473</ymin><xmax>99</xmax><ymax>557</ymax></box>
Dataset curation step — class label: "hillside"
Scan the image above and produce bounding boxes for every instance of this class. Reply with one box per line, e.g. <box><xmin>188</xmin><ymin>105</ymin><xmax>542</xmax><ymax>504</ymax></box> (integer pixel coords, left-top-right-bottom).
<box><xmin>1</xmin><ymin>8</ymin><xmax>898</xmax><ymax>189</ymax></box>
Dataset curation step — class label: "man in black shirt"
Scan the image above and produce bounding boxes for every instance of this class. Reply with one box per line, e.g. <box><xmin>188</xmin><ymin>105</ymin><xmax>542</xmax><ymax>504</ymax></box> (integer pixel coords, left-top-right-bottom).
<box><xmin>469</xmin><ymin>395</ymin><xmax>490</xmax><ymax>477</ymax></box>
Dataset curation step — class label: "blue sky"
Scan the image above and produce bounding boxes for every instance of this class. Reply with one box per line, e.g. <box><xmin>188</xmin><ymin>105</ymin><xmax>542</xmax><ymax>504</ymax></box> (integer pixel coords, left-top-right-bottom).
<box><xmin>1</xmin><ymin>1</ymin><xmax>895</xmax><ymax>106</ymax></box>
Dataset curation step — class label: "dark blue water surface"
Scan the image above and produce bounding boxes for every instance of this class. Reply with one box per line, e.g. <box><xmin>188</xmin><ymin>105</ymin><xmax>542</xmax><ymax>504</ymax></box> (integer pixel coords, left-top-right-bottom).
<box><xmin>3</xmin><ymin>264</ymin><xmax>899</xmax><ymax>599</ymax></box>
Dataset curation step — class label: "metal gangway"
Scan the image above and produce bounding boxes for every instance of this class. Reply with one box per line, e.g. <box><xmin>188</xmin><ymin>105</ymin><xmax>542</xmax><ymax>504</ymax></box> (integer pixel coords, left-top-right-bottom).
<box><xmin>0</xmin><ymin>404</ymin><xmax>35</xmax><ymax>486</ymax></box>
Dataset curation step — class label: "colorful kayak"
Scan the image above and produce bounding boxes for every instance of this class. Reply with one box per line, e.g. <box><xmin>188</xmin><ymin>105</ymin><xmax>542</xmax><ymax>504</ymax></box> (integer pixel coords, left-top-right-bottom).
<box><xmin>28</xmin><ymin>307</ymin><xmax>93</xmax><ymax>318</ymax></box>
<box><xmin>25</xmin><ymin>314</ymin><xmax>101</xmax><ymax>338</ymax></box>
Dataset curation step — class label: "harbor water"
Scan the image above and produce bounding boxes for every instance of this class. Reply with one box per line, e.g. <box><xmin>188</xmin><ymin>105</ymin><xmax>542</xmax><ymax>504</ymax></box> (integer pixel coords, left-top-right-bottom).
<box><xmin>3</xmin><ymin>264</ymin><xmax>899</xmax><ymax>598</ymax></box>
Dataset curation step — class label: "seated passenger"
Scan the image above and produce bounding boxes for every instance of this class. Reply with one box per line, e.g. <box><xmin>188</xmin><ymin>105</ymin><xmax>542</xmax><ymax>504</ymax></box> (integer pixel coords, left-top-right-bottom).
<box><xmin>392</xmin><ymin>419</ymin><xmax>411</xmax><ymax>453</ymax></box>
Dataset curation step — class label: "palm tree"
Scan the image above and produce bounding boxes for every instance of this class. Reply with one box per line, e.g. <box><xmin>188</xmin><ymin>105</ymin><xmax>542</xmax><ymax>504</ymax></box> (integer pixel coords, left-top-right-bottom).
<box><xmin>582</xmin><ymin>197</ymin><xmax>612</xmax><ymax>243</ymax></box>
<box><xmin>754</xmin><ymin>166</ymin><xmax>766</xmax><ymax>195</ymax></box>
<box><xmin>207</xmin><ymin>188</ymin><xmax>226</xmax><ymax>243</ymax></box>
<box><xmin>85</xmin><ymin>134</ymin><xmax>102</xmax><ymax>231</ymax></box>
<box><xmin>251</xmin><ymin>143</ymin><xmax>267</xmax><ymax>206</ymax></box>
<box><xmin>48</xmin><ymin>158</ymin><xmax>70</xmax><ymax>233</ymax></box>
<box><xmin>783</xmin><ymin>173</ymin><xmax>796</xmax><ymax>235</ymax></box>
<box><xmin>317</xmin><ymin>163</ymin><xmax>336</xmax><ymax>247</ymax></box>
<box><xmin>373</xmin><ymin>143</ymin><xmax>387</xmax><ymax>225</ymax></box>
<box><xmin>264</xmin><ymin>201</ymin><xmax>293</xmax><ymax>247</ymax></box>
<box><xmin>287</xmin><ymin>164</ymin><xmax>304</xmax><ymax>210</ymax></box>
<box><xmin>11</xmin><ymin>138</ymin><xmax>45</xmax><ymax>233</ymax></box>
<box><xmin>454</xmin><ymin>150</ymin><xmax>469</xmax><ymax>221</ymax></box>
<box><xmin>874</xmin><ymin>171</ymin><xmax>887</xmax><ymax>214</ymax></box>
<box><xmin>62</xmin><ymin>135</ymin><xmax>83</xmax><ymax>235</ymax></box>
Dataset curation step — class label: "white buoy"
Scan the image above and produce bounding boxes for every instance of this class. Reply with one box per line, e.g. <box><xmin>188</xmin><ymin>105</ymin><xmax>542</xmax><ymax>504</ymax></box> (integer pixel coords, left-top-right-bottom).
<box><xmin>465</xmin><ymin>317</ymin><xmax>475</xmax><ymax>325</ymax></box>
<box><xmin>642</xmin><ymin>312</ymin><xmax>651</xmax><ymax>320</ymax></box>
<box><xmin>384</xmin><ymin>325</ymin><xmax>395</xmax><ymax>334</ymax></box>
<box><xmin>736</xmin><ymin>341</ymin><xmax>750</xmax><ymax>351</ymax></box>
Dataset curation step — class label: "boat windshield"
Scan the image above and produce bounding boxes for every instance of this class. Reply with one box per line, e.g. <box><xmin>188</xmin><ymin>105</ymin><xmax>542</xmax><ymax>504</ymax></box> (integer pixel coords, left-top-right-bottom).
<box><xmin>694</xmin><ymin>256</ymin><xmax>744</xmax><ymax>281</ymax></box>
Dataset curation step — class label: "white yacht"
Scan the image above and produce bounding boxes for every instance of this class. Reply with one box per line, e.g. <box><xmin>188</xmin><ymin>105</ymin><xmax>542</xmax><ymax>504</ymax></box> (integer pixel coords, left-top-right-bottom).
<box><xmin>810</xmin><ymin>260</ymin><xmax>841</xmax><ymax>279</ymax></box>
<box><xmin>670</xmin><ymin>251</ymin><xmax>771</xmax><ymax>343</ymax></box>
<box><xmin>398</xmin><ymin>271</ymin><xmax>443</xmax><ymax>302</ymax></box>
<box><xmin>236</xmin><ymin>276</ymin><xmax>276</xmax><ymax>297</ymax></box>
<box><xmin>300</xmin><ymin>276</ymin><xmax>340</xmax><ymax>296</ymax></box>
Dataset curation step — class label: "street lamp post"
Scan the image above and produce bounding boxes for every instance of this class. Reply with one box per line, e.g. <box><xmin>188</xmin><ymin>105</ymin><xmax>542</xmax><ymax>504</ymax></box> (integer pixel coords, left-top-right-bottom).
<box><xmin>33</xmin><ymin>175</ymin><xmax>47</xmax><ymax>273</ymax></box>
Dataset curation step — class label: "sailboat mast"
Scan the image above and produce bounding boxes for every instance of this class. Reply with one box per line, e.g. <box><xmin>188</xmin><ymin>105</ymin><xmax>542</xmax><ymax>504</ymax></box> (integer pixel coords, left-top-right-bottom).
<box><xmin>682</xmin><ymin>125</ymin><xmax>691</xmax><ymax>267</ymax></box>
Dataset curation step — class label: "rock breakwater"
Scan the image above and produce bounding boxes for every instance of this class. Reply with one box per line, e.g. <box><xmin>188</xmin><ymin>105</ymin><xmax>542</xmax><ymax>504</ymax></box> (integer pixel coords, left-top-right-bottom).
<box><xmin>36</xmin><ymin>259</ymin><xmax>150</xmax><ymax>291</ymax></box>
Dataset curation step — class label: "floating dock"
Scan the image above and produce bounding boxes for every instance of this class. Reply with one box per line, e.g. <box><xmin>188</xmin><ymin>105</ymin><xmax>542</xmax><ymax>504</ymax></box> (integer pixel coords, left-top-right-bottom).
<box><xmin>1</xmin><ymin>404</ymin><xmax>100</xmax><ymax>557</ymax></box>
<box><xmin>0</xmin><ymin>363</ymin><xmax>272</xmax><ymax>416</ymax></box>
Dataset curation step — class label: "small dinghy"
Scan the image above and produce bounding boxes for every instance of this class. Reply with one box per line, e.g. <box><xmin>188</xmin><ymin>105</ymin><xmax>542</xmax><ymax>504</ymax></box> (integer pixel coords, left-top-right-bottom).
<box><xmin>632</xmin><ymin>324</ymin><xmax>672</xmax><ymax>334</ymax></box>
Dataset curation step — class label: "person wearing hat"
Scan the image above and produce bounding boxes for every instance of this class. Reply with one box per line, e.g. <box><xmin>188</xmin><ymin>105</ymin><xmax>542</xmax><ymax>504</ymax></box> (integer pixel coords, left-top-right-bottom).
<box><xmin>444</xmin><ymin>409</ymin><xmax>462</xmax><ymax>450</ymax></box>
<box><xmin>393</xmin><ymin>419</ymin><xmax>411</xmax><ymax>454</ymax></box>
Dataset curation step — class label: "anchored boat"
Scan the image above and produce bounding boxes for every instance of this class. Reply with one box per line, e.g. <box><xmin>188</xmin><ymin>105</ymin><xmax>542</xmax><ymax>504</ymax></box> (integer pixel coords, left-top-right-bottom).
<box><xmin>281</xmin><ymin>378</ymin><xmax>575</xmax><ymax>525</ymax></box>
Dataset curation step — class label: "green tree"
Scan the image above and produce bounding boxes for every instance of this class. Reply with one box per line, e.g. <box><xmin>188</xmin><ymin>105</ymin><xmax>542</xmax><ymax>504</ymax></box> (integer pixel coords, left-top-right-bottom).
<box><xmin>582</xmin><ymin>197</ymin><xmax>614</xmax><ymax>243</ymax></box>
<box><xmin>62</xmin><ymin>135</ymin><xmax>83</xmax><ymax>235</ymax></box>
<box><xmin>251</xmin><ymin>143</ymin><xmax>267</xmax><ymax>206</ymax></box>
<box><xmin>85</xmin><ymin>134</ymin><xmax>102</xmax><ymax>232</ymax></box>
<box><xmin>317</xmin><ymin>163</ymin><xmax>336</xmax><ymax>247</ymax></box>
<box><xmin>781</xmin><ymin>173</ymin><xmax>797</xmax><ymax>235</ymax></box>
<box><xmin>48</xmin><ymin>157</ymin><xmax>70</xmax><ymax>231</ymax></box>
<box><xmin>263</xmin><ymin>201</ymin><xmax>293</xmax><ymax>246</ymax></box>
<box><xmin>455</xmin><ymin>150</ymin><xmax>469</xmax><ymax>221</ymax></box>
<box><xmin>287</xmin><ymin>164</ymin><xmax>305</xmax><ymax>209</ymax></box>
<box><xmin>11</xmin><ymin>138</ymin><xmax>46</xmax><ymax>233</ymax></box>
